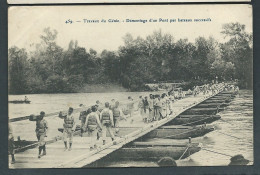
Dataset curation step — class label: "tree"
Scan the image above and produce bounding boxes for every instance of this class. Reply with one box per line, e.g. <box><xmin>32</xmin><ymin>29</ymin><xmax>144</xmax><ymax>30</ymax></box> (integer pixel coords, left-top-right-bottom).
<box><xmin>221</xmin><ymin>23</ymin><xmax>253</xmax><ymax>88</ymax></box>
<box><xmin>8</xmin><ymin>47</ymin><xmax>29</xmax><ymax>94</ymax></box>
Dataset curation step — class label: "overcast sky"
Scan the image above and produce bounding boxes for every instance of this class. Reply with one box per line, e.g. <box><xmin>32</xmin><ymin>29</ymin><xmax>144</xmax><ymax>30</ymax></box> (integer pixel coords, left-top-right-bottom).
<box><xmin>9</xmin><ymin>5</ymin><xmax>252</xmax><ymax>53</ymax></box>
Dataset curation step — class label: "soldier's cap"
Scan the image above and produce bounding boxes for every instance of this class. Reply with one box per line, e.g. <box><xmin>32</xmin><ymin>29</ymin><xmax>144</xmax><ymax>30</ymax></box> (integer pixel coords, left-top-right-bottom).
<box><xmin>40</xmin><ymin>111</ymin><xmax>45</xmax><ymax>115</ymax></box>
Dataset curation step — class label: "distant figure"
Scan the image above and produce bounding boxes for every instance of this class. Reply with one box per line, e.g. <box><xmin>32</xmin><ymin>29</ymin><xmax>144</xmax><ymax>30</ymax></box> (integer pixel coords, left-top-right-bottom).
<box><xmin>154</xmin><ymin>95</ymin><xmax>162</xmax><ymax>121</ymax></box>
<box><xmin>79</xmin><ymin>107</ymin><xmax>91</xmax><ymax>136</ymax></box>
<box><xmin>100</xmin><ymin>102</ymin><xmax>115</xmax><ymax>145</ymax></box>
<box><xmin>148</xmin><ymin>94</ymin><xmax>154</xmax><ymax>122</ymax></box>
<box><xmin>126</xmin><ymin>96</ymin><xmax>134</xmax><ymax>118</ymax></box>
<box><xmin>161</xmin><ymin>94</ymin><xmax>167</xmax><ymax>118</ymax></box>
<box><xmin>235</xmin><ymin>86</ymin><xmax>239</xmax><ymax>93</ymax></box>
<box><xmin>110</xmin><ymin>99</ymin><xmax>116</xmax><ymax>109</ymax></box>
<box><xmin>112</xmin><ymin>101</ymin><xmax>122</xmax><ymax>135</ymax></box>
<box><xmin>143</xmin><ymin>96</ymin><xmax>149</xmax><ymax>122</ymax></box>
<box><xmin>24</xmin><ymin>96</ymin><xmax>29</xmax><ymax>102</ymax></box>
<box><xmin>96</xmin><ymin>100</ymin><xmax>104</xmax><ymax>113</ymax></box>
<box><xmin>229</xmin><ymin>154</ymin><xmax>249</xmax><ymax>166</ymax></box>
<box><xmin>137</xmin><ymin>96</ymin><xmax>145</xmax><ymax>120</ymax></box>
<box><xmin>168</xmin><ymin>97</ymin><xmax>173</xmax><ymax>115</ymax></box>
<box><xmin>29</xmin><ymin>111</ymin><xmax>48</xmax><ymax>158</ymax></box>
<box><xmin>84</xmin><ymin>106</ymin><xmax>102</xmax><ymax>150</ymax></box>
<box><xmin>8</xmin><ymin>123</ymin><xmax>15</xmax><ymax>164</ymax></box>
<box><xmin>59</xmin><ymin>107</ymin><xmax>75</xmax><ymax>151</ymax></box>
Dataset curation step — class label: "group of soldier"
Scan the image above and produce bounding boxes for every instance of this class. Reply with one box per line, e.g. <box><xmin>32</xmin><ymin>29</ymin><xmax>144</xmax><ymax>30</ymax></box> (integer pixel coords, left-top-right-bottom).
<box><xmin>9</xmin><ymin>82</ymin><xmax>230</xmax><ymax>162</ymax></box>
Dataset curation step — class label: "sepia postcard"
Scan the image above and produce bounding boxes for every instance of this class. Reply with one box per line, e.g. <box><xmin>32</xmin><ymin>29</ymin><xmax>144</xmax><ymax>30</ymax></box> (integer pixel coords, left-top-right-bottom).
<box><xmin>7</xmin><ymin>0</ymin><xmax>251</xmax><ymax>4</ymax></box>
<box><xmin>8</xmin><ymin>5</ymin><xmax>253</xmax><ymax>168</ymax></box>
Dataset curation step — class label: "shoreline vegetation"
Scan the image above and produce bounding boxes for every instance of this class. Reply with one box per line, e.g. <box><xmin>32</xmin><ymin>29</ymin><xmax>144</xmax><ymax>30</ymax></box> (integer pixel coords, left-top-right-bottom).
<box><xmin>8</xmin><ymin>22</ymin><xmax>252</xmax><ymax>95</ymax></box>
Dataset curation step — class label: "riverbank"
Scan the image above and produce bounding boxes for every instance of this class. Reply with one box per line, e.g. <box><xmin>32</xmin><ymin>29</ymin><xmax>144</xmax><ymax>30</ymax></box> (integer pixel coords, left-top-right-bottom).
<box><xmin>78</xmin><ymin>83</ymin><xmax>128</xmax><ymax>93</ymax></box>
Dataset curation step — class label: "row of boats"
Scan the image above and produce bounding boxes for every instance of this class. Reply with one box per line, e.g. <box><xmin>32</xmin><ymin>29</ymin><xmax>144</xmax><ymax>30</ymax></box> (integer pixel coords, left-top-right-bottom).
<box><xmin>86</xmin><ymin>91</ymin><xmax>237</xmax><ymax>167</ymax></box>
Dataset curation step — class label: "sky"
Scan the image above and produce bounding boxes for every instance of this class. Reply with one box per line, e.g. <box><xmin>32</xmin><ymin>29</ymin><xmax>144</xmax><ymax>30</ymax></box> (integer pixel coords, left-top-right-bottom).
<box><xmin>9</xmin><ymin>5</ymin><xmax>252</xmax><ymax>53</ymax></box>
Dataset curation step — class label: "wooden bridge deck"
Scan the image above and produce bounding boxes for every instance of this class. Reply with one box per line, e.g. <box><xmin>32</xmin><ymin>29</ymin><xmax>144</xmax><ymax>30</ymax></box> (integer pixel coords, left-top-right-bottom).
<box><xmin>9</xmin><ymin>91</ymin><xmax>219</xmax><ymax>169</ymax></box>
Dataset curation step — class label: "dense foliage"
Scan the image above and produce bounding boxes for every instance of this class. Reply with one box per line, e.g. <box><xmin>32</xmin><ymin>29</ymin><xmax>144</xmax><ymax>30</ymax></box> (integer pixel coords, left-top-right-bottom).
<box><xmin>8</xmin><ymin>23</ymin><xmax>253</xmax><ymax>94</ymax></box>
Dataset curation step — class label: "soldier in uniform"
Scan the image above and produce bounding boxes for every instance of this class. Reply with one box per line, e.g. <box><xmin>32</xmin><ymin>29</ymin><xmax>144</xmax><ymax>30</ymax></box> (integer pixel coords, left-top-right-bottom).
<box><xmin>137</xmin><ymin>96</ymin><xmax>145</xmax><ymax>119</ymax></box>
<box><xmin>79</xmin><ymin>107</ymin><xmax>91</xmax><ymax>136</ymax></box>
<box><xmin>112</xmin><ymin>101</ymin><xmax>122</xmax><ymax>135</ymax></box>
<box><xmin>126</xmin><ymin>96</ymin><xmax>134</xmax><ymax>118</ymax></box>
<box><xmin>8</xmin><ymin>123</ymin><xmax>15</xmax><ymax>164</ymax></box>
<box><xmin>154</xmin><ymin>95</ymin><xmax>162</xmax><ymax>121</ymax></box>
<box><xmin>59</xmin><ymin>107</ymin><xmax>75</xmax><ymax>151</ymax></box>
<box><xmin>29</xmin><ymin>111</ymin><xmax>48</xmax><ymax>158</ymax></box>
<box><xmin>84</xmin><ymin>106</ymin><xmax>102</xmax><ymax>150</ymax></box>
<box><xmin>161</xmin><ymin>94</ymin><xmax>167</xmax><ymax>118</ymax></box>
<box><xmin>148</xmin><ymin>94</ymin><xmax>154</xmax><ymax>122</ymax></box>
<box><xmin>100</xmin><ymin>102</ymin><xmax>115</xmax><ymax>145</ymax></box>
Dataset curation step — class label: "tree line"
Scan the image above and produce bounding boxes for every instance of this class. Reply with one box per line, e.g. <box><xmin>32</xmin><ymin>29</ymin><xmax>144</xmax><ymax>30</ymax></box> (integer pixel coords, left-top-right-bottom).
<box><xmin>8</xmin><ymin>22</ymin><xmax>253</xmax><ymax>94</ymax></box>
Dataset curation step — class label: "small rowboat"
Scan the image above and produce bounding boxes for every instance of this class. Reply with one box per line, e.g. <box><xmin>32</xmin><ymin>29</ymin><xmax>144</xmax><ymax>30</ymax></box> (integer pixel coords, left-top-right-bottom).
<box><xmin>165</xmin><ymin>115</ymin><xmax>221</xmax><ymax>126</ymax></box>
<box><xmin>109</xmin><ymin>139</ymin><xmax>202</xmax><ymax>161</ymax></box>
<box><xmin>9</xmin><ymin>100</ymin><xmax>31</xmax><ymax>104</ymax></box>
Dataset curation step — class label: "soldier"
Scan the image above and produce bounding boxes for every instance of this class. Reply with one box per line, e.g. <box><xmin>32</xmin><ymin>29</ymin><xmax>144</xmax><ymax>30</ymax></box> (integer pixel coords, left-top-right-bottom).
<box><xmin>29</xmin><ymin>111</ymin><xmax>48</xmax><ymax>158</ymax></box>
<box><xmin>137</xmin><ymin>96</ymin><xmax>145</xmax><ymax>120</ymax></box>
<box><xmin>112</xmin><ymin>101</ymin><xmax>122</xmax><ymax>135</ymax></box>
<box><xmin>148</xmin><ymin>94</ymin><xmax>154</xmax><ymax>122</ymax></box>
<box><xmin>100</xmin><ymin>102</ymin><xmax>115</xmax><ymax>145</ymax></box>
<box><xmin>96</xmin><ymin>100</ymin><xmax>104</xmax><ymax>112</ymax></box>
<box><xmin>168</xmin><ymin>96</ymin><xmax>173</xmax><ymax>115</ymax></box>
<box><xmin>84</xmin><ymin>106</ymin><xmax>102</xmax><ymax>150</ymax></box>
<box><xmin>154</xmin><ymin>95</ymin><xmax>162</xmax><ymax>121</ymax></box>
<box><xmin>79</xmin><ymin>107</ymin><xmax>91</xmax><ymax>137</ymax></box>
<box><xmin>24</xmin><ymin>96</ymin><xmax>29</xmax><ymax>102</ymax></box>
<box><xmin>110</xmin><ymin>99</ymin><xmax>116</xmax><ymax>109</ymax></box>
<box><xmin>59</xmin><ymin>107</ymin><xmax>75</xmax><ymax>151</ymax></box>
<box><xmin>8</xmin><ymin>123</ymin><xmax>15</xmax><ymax>164</ymax></box>
<box><xmin>126</xmin><ymin>96</ymin><xmax>134</xmax><ymax>118</ymax></box>
<box><xmin>143</xmin><ymin>96</ymin><xmax>149</xmax><ymax>123</ymax></box>
<box><xmin>161</xmin><ymin>94</ymin><xmax>167</xmax><ymax>118</ymax></box>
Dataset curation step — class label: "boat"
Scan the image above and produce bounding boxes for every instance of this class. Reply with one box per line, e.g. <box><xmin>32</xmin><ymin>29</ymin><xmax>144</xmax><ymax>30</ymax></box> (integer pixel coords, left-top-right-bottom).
<box><xmin>214</xmin><ymin>94</ymin><xmax>236</xmax><ymax>98</ymax></box>
<box><xmin>204</xmin><ymin>99</ymin><xmax>231</xmax><ymax>103</ymax></box>
<box><xmin>183</xmin><ymin>107</ymin><xmax>223</xmax><ymax>115</ymax></box>
<box><xmin>165</xmin><ymin>115</ymin><xmax>221</xmax><ymax>126</ymax></box>
<box><xmin>9</xmin><ymin>100</ymin><xmax>31</xmax><ymax>104</ymax></box>
<box><xmin>220</xmin><ymin>91</ymin><xmax>238</xmax><ymax>95</ymax></box>
<box><xmin>107</xmin><ymin>125</ymin><xmax>215</xmax><ymax>139</ymax></box>
<box><xmin>209</xmin><ymin>97</ymin><xmax>232</xmax><ymax>101</ymax></box>
<box><xmin>109</xmin><ymin>138</ymin><xmax>202</xmax><ymax>161</ymax></box>
<box><xmin>195</xmin><ymin>103</ymin><xmax>229</xmax><ymax>108</ymax></box>
<box><xmin>143</xmin><ymin>124</ymin><xmax>215</xmax><ymax>139</ymax></box>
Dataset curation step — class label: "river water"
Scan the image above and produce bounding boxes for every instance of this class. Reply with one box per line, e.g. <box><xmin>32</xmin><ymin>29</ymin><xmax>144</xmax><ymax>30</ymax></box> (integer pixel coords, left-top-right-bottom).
<box><xmin>8</xmin><ymin>90</ymin><xmax>253</xmax><ymax>166</ymax></box>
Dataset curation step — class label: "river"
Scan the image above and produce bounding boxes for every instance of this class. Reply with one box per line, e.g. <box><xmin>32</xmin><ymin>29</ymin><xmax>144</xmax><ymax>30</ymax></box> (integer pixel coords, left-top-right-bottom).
<box><xmin>8</xmin><ymin>90</ymin><xmax>253</xmax><ymax>166</ymax></box>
